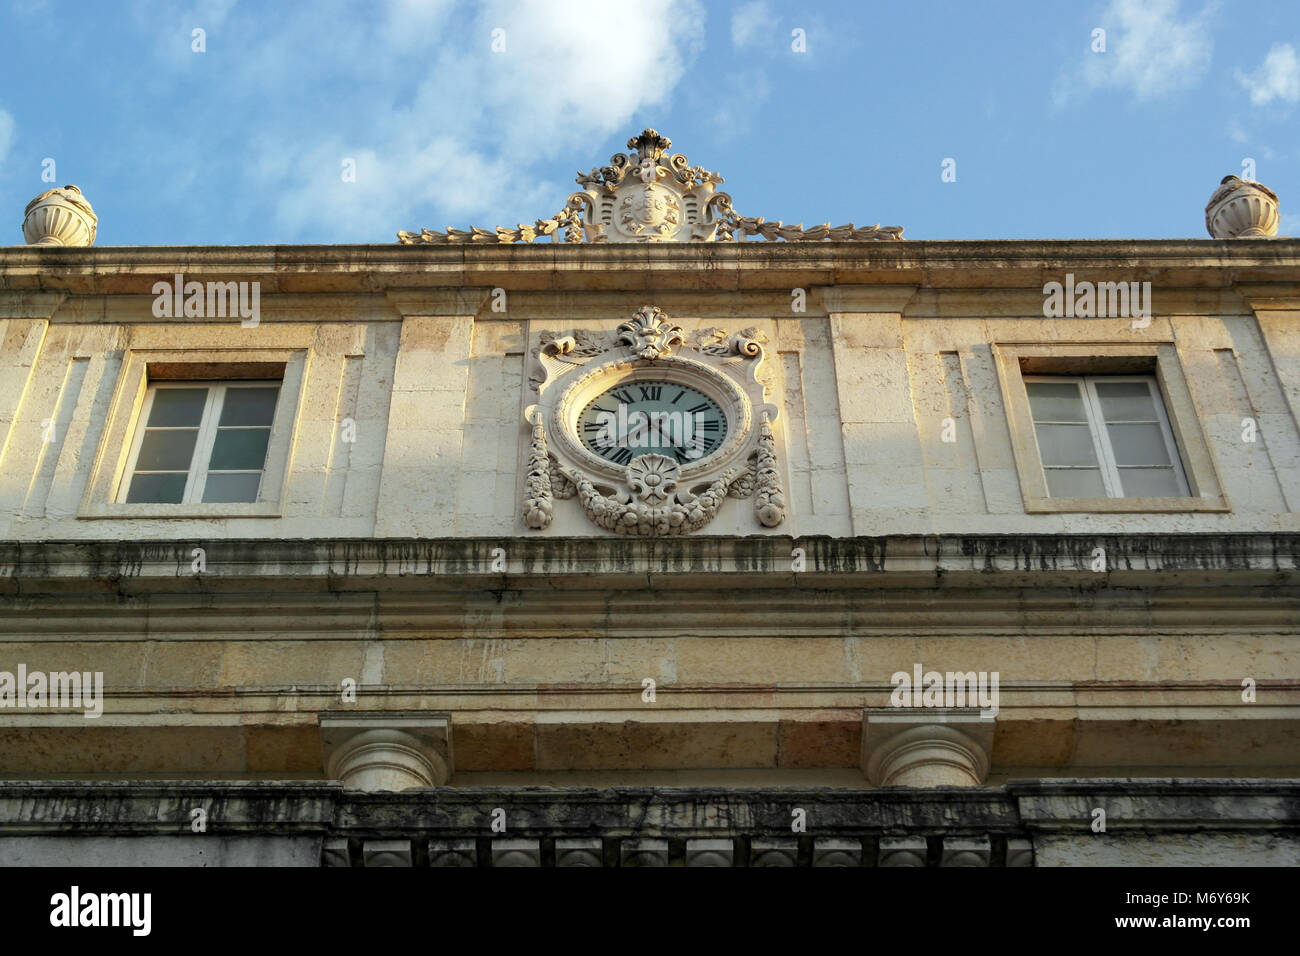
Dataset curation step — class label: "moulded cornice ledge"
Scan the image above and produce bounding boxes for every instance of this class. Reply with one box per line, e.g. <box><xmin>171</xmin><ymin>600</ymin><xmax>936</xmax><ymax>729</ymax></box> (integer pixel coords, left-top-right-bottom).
<box><xmin>0</xmin><ymin>533</ymin><xmax>1295</xmax><ymax>590</ymax></box>
<box><xmin>1007</xmin><ymin>779</ymin><xmax>1300</xmax><ymax>829</ymax></box>
<box><xmin>384</xmin><ymin>287</ymin><xmax>497</xmax><ymax>317</ymax></box>
<box><xmin>819</xmin><ymin>284</ymin><xmax>919</xmax><ymax>314</ymax></box>
<box><xmin>0</xmin><ymin>291</ymin><xmax>66</xmax><ymax>318</ymax></box>
<box><xmin>1234</xmin><ymin>282</ymin><xmax>1300</xmax><ymax>311</ymax></box>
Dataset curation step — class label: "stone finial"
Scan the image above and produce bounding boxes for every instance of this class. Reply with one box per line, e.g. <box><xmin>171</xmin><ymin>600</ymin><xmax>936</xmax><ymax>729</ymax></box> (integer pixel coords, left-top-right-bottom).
<box><xmin>1205</xmin><ymin>175</ymin><xmax>1279</xmax><ymax>238</ymax></box>
<box><xmin>628</xmin><ymin>128</ymin><xmax>672</xmax><ymax>162</ymax></box>
<box><xmin>23</xmin><ymin>185</ymin><xmax>97</xmax><ymax>246</ymax></box>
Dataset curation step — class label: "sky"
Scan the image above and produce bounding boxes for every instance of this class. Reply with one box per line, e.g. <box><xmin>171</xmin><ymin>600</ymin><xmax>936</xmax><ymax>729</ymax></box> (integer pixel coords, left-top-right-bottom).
<box><xmin>1</xmin><ymin>0</ymin><xmax>1297</xmax><ymax>245</ymax></box>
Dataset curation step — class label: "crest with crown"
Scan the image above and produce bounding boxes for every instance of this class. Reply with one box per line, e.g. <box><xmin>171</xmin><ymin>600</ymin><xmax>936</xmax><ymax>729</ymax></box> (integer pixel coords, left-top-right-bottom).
<box><xmin>398</xmin><ymin>128</ymin><xmax>903</xmax><ymax>245</ymax></box>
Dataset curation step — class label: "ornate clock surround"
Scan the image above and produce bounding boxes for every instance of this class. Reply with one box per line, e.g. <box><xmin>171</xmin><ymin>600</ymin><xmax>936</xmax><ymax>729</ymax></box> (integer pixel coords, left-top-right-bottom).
<box><xmin>523</xmin><ymin>305</ymin><xmax>785</xmax><ymax>535</ymax></box>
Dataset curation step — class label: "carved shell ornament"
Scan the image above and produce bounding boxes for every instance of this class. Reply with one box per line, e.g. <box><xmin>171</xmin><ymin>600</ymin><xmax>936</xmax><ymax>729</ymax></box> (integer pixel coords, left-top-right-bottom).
<box><xmin>398</xmin><ymin>128</ymin><xmax>903</xmax><ymax>244</ymax></box>
<box><xmin>523</xmin><ymin>306</ymin><xmax>785</xmax><ymax>535</ymax></box>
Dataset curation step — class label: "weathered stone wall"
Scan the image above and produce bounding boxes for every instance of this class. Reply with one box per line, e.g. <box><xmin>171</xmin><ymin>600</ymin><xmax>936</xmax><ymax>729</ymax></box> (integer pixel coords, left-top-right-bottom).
<box><xmin>0</xmin><ymin>242</ymin><xmax>1297</xmax><ymax>541</ymax></box>
<box><xmin>0</xmin><ymin>241</ymin><xmax>1296</xmax><ymax>804</ymax></box>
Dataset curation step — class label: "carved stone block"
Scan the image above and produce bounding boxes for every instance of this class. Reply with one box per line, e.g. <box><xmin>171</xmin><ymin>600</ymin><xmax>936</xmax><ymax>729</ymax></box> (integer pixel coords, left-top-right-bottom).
<box><xmin>812</xmin><ymin>837</ymin><xmax>862</xmax><ymax>867</ymax></box>
<box><xmin>556</xmin><ymin>838</ymin><xmax>603</xmax><ymax>867</ymax></box>
<box><xmin>492</xmin><ymin>838</ymin><xmax>541</xmax><ymax>867</ymax></box>
<box><xmin>429</xmin><ymin>838</ymin><xmax>477</xmax><ymax>867</ymax></box>
<box><xmin>321</xmin><ymin>838</ymin><xmax>351</xmax><ymax>867</ymax></box>
<box><xmin>941</xmin><ymin>836</ymin><xmax>991</xmax><ymax>867</ymax></box>
<box><xmin>620</xmin><ymin>838</ymin><xmax>669</xmax><ymax>867</ymax></box>
<box><xmin>750</xmin><ymin>838</ymin><xmax>798</xmax><ymax>867</ymax></box>
<box><xmin>879</xmin><ymin>837</ymin><xmax>928</xmax><ymax>867</ymax></box>
<box><xmin>363</xmin><ymin>839</ymin><xmax>412</xmax><ymax>867</ymax></box>
<box><xmin>1007</xmin><ymin>837</ymin><xmax>1035</xmax><ymax>867</ymax></box>
<box><xmin>685</xmin><ymin>838</ymin><xmax>734</xmax><ymax>867</ymax></box>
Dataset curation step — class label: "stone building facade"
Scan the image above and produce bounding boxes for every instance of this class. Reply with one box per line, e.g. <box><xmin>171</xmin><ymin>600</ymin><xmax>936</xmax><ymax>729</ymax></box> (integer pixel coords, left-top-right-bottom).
<box><xmin>0</xmin><ymin>133</ymin><xmax>1296</xmax><ymax>866</ymax></box>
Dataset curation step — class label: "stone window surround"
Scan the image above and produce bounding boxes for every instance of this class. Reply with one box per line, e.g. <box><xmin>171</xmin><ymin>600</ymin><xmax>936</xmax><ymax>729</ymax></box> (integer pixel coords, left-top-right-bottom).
<box><xmin>78</xmin><ymin>347</ymin><xmax>306</xmax><ymax>519</ymax></box>
<box><xmin>992</xmin><ymin>341</ymin><xmax>1228</xmax><ymax>513</ymax></box>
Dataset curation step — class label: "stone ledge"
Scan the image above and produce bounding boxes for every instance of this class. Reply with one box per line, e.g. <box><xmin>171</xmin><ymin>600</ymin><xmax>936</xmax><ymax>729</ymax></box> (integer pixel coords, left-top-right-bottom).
<box><xmin>2</xmin><ymin>240</ymin><xmax>1298</xmax><ymax>298</ymax></box>
<box><xmin>0</xmin><ymin>780</ymin><xmax>1295</xmax><ymax>866</ymax></box>
<box><xmin>0</xmin><ymin>534</ymin><xmax>1295</xmax><ymax>594</ymax></box>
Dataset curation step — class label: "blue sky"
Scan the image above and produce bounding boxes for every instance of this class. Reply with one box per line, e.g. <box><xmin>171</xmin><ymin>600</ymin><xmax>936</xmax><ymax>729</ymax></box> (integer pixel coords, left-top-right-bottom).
<box><xmin>1</xmin><ymin>0</ymin><xmax>1297</xmax><ymax>245</ymax></box>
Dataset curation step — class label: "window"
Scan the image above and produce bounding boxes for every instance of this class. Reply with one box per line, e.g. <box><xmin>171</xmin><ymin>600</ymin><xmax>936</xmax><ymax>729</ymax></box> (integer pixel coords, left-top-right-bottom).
<box><xmin>1024</xmin><ymin>375</ymin><xmax>1188</xmax><ymax>499</ymax></box>
<box><xmin>992</xmin><ymin>342</ymin><xmax>1226</xmax><ymax>513</ymax></box>
<box><xmin>121</xmin><ymin>381</ymin><xmax>281</xmax><ymax>504</ymax></box>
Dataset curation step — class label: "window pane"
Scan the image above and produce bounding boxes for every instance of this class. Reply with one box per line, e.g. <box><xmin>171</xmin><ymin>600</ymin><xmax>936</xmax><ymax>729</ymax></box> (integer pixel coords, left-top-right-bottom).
<box><xmin>1026</xmin><ymin>381</ymin><xmax>1088</xmax><ymax>422</ymax></box>
<box><xmin>208</xmin><ymin>428</ymin><xmax>271</xmax><ymax>471</ymax></box>
<box><xmin>125</xmin><ymin>472</ymin><xmax>188</xmax><ymax>503</ymax></box>
<box><xmin>201</xmin><ymin>472</ymin><xmax>262</xmax><ymax>503</ymax></box>
<box><xmin>135</xmin><ymin>429</ymin><xmax>199</xmax><ymax>471</ymax></box>
<box><xmin>1106</xmin><ymin>422</ymin><xmax>1171</xmax><ymax>466</ymax></box>
<box><xmin>1118</xmin><ymin>467</ymin><xmax>1182</xmax><ymax>497</ymax></box>
<box><xmin>1094</xmin><ymin>380</ymin><xmax>1157</xmax><ymax>422</ymax></box>
<box><xmin>1045</xmin><ymin>468</ymin><xmax>1106</xmax><ymax>497</ymax></box>
<box><xmin>1034</xmin><ymin>423</ymin><xmax>1098</xmax><ymax>466</ymax></box>
<box><xmin>219</xmin><ymin>387</ymin><xmax>279</xmax><ymax>427</ymax></box>
<box><xmin>147</xmin><ymin>388</ymin><xmax>208</xmax><ymax>427</ymax></box>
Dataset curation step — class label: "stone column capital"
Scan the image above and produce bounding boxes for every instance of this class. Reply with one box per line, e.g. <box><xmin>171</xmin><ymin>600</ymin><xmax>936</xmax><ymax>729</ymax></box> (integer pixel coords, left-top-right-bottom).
<box><xmin>320</xmin><ymin>713</ymin><xmax>452</xmax><ymax>791</ymax></box>
<box><xmin>862</xmin><ymin>711</ymin><xmax>994</xmax><ymax>787</ymax></box>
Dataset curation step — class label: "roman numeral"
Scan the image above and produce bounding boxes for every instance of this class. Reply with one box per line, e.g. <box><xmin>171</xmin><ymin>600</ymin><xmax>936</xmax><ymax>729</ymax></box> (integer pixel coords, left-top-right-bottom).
<box><xmin>609</xmin><ymin>447</ymin><xmax>633</xmax><ymax>465</ymax></box>
<box><xmin>686</xmin><ymin>403</ymin><xmax>710</xmax><ymax>414</ymax></box>
<box><xmin>638</xmin><ymin>385</ymin><xmax>662</xmax><ymax>401</ymax></box>
<box><xmin>671</xmin><ymin>390</ymin><xmax>685</xmax><ymax>404</ymax></box>
<box><xmin>612</xmin><ymin>390</ymin><xmax>635</xmax><ymax>405</ymax></box>
<box><xmin>582</xmin><ymin>422</ymin><xmax>603</xmax><ymax>432</ymax></box>
<box><xmin>701</xmin><ymin>420</ymin><xmax>720</xmax><ymax>431</ymax></box>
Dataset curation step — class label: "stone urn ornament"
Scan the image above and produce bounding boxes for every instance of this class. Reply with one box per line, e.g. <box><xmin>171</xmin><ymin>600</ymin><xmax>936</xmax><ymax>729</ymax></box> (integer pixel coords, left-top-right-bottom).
<box><xmin>1205</xmin><ymin>175</ymin><xmax>1279</xmax><ymax>238</ymax></box>
<box><xmin>22</xmin><ymin>185</ymin><xmax>97</xmax><ymax>246</ymax></box>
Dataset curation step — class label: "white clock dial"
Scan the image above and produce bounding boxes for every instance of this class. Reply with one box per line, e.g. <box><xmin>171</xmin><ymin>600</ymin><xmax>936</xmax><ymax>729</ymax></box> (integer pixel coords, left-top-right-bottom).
<box><xmin>577</xmin><ymin>380</ymin><xmax>727</xmax><ymax>466</ymax></box>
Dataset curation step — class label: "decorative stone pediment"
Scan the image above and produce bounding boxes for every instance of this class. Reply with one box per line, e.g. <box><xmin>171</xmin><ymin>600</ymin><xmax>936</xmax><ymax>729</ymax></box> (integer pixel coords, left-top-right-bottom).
<box><xmin>399</xmin><ymin>129</ymin><xmax>903</xmax><ymax>244</ymax></box>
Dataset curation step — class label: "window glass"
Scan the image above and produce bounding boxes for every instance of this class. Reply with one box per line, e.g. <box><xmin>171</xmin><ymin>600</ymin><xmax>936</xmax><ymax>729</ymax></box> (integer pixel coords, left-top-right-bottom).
<box><xmin>123</xmin><ymin>381</ymin><xmax>280</xmax><ymax>505</ymax></box>
<box><xmin>1024</xmin><ymin>374</ymin><xmax>1188</xmax><ymax>499</ymax></box>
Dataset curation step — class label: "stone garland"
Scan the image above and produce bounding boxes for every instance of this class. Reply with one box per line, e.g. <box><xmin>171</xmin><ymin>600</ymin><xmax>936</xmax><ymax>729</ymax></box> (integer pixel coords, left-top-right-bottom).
<box><xmin>568</xmin><ymin>462</ymin><xmax>738</xmax><ymax>536</ymax></box>
<box><xmin>753</xmin><ymin>413</ymin><xmax>785</xmax><ymax>527</ymax></box>
<box><xmin>521</xmin><ymin>419</ymin><xmax>556</xmax><ymax>530</ymax></box>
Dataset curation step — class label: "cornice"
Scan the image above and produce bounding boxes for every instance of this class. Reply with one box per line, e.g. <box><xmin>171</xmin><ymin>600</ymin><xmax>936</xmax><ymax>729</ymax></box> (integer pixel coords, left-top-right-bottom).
<box><xmin>1</xmin><ymin>239</ymin><xmax>1298</xmax><ymax>296</ymax></box>
<box><xmin>0</xmin><ymin>533</ymin><xmax>1295</xmax><ymax>596</ymax></box>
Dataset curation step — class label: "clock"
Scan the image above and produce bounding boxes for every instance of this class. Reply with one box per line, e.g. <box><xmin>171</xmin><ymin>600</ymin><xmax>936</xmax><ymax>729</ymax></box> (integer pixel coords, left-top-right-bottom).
<box><xmin>577</xmin><ymin>380</ymin><xmax>728</xmax><ymax>466</ymax></box>
<box><xmin>524</xmin><ymin>306</ymin><xmax>784</xmax><ymax>535</ymax></box>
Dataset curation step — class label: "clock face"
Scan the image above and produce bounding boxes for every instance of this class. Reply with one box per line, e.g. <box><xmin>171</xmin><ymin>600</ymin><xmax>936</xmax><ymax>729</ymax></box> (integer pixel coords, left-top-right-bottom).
<box><xmin>578</xmin><ymin>380</ymin><xmax>728</xmax><ymax>466</ymax></box>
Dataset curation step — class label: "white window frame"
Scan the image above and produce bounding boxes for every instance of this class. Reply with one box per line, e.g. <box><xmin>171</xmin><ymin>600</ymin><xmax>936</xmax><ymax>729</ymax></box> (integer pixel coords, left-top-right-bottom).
<box><xmin>118</xmin><ymin>380</ymin><xmax>280</xmax><ymax>505</ymax></box>
<box><xmin>1024</xmin><ymin>374</ymin><xmax>1189</xmax><ymax>499</ymax></box>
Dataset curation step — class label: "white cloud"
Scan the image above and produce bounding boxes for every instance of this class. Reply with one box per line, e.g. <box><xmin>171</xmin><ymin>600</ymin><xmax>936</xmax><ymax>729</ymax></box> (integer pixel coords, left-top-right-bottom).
<box><xmin>1236</xmin><ymin>44</ymin><xmax>1300</xmax><ymax>105</ymax></box>
<box><xmin>1055</xmin><ymin>0</ymin><xmax>1217</xmax><ymax>106</ymax></box>
<box><xmin>128</xmin><ymin>0</ymin><xmax>706</xmax><ymax>240</ymax></box>
<box><xmin>0</xmin><ymin>109</ymin><xmax>13</xmax><ymax>169</ymax></box>
<box><xmin>731</xmin><ymin>1</ymin><xmax>776</xmax><ymax>50</ymax></box>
